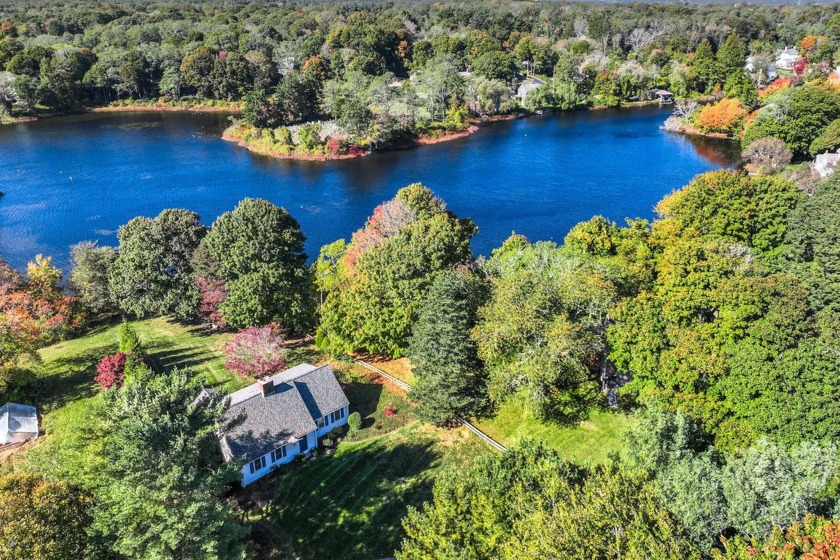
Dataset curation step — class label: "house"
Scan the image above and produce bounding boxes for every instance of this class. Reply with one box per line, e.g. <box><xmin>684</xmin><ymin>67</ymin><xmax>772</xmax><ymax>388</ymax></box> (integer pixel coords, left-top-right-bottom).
<box><xmin>775</xmin><ymin>47</ymin><xmax>799</xmax><ymax>71</ymax></box>
<box><xmin>215</xmin><ymin>363</ymin><xmax>350</xmax><ymax>486</ymax></box>
<box><xmin>0</xmin><ymin>402</ymin><xmax>38</xmax><ymax>445</ymax></box>
<box><xmin>745</xmin><ymin>56</ymin><xmax>777</xmax><ymax>82</ymax></box>
<box><xmin>517</xmin><ymin>77</ymin><xmax>545</xmax><ymax>103</ymax></box>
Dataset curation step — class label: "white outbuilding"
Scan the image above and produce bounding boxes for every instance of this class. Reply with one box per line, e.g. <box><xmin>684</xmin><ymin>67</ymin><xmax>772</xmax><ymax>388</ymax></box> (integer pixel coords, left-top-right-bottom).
<box><xmin>0</xmin><ymin>402</ymin><xmax>39</xmax><ymax>445</ymax></box>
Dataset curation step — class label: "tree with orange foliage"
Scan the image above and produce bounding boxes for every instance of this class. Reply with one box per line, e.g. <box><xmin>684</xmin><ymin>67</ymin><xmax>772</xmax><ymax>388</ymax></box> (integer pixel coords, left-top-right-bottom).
<box><xmin>694</xmin><ymin>98</ymin><xmax>747</xmax><ymax>135</ymax></box>
<box><xmin>713</xmin><ymin>514</ymin><xmax>840</xmax><ymax>559</ymax></box>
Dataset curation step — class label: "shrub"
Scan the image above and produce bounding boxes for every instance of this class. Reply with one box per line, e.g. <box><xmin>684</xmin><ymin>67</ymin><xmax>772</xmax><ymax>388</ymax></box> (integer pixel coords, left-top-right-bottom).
<box><xmin>348</xmin><ymin>411</ymin><xmax>362</xmax><ymax>430</ymax></box>
<box><xmin>694</xmin><ymin>98</ymin><xmax>747</xmax><ymax>135</ymax></box>
<box><xmin>95</xmin><ymin>352</ymin><xmax>127</xmax><ymax>389</ymax></box>
<box><xmin>118</xmin><ymin>322</ymin><xmax>141</xmax><ymax>354</ymax></box>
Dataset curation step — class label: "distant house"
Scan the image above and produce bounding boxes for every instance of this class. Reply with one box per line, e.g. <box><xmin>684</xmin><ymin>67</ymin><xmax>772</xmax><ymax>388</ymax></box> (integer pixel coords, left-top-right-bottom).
<box><xmin>745</xmin><ymin>56</ymin><xmax>777</xmax><ymax>82</ymax></box>
<box><xmin>214</xmin><ymin>363</ymin><xmax>350</xmax><ymax>486</ymax></box>
<box><xmin>517</xmin><ymin>77</ymin><xmax>545</xmax><ymax>103</ymax></box>
<box><xmin>0</xmin><ymin>402</ymin><xmax>38</xmax><ymax>445</ymax></box>
<box><xmin>776</xmin><ymin>47</ymin><xmax>799</xmax><ymax>71</ymax></box>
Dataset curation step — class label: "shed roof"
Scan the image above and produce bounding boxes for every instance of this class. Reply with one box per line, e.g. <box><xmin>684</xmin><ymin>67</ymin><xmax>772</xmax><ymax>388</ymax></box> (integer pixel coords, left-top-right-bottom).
<box><xmin>0</xmin><ymin>402</ymin><xmax>38</xmax><ymax>445</ymax></box>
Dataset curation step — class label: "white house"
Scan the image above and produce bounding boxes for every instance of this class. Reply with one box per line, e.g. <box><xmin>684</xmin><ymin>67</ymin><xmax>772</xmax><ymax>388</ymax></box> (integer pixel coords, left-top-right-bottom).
<box><xmin>745</xmin><ymin>56</ymin><xmax>777</xmax><ymax>82</ymax></box>
<box><xmin>0</xmin><ymin>402</ymin><xmax>38</xmax><ymax>445</ymax></box>
<box><xmin>815</xmin><ymin>150</ymin><xmax>840</xmax><ymax>178</ymax></box>
<box><xmin>776</xmin><ymin>47</ymin><xmax>799</xmax><ymax>71</ymax></box>
<box><xmin>213</xmin><ymin>363</ymin><xmax>350</xmax><ymax>486</ymax></box>
<box><xmin>517</xmin><ymin>77</ymin><xmax>545</xmax><ymax>103</ymax></box>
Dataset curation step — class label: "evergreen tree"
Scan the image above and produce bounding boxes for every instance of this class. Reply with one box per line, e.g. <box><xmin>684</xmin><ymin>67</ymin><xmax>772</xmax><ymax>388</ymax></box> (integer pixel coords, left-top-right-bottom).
<box><xmin>408</xmin><ymin>267</ymin><xmax>488</xmax><ymax>425</ymax></box>
<box><xmin>90</xmin><ymin>368</ymin><xmax>249</xmax><ymax>559</ymax></box>
<box><xmin>717</xmin><ymin>34</ymin><xmax>747</xmax><ymax>75</ymax></box>
<box><xmin>692</xmin><ymin>39</ymin><xmax>721</xmax><ymax>93</ymax></box>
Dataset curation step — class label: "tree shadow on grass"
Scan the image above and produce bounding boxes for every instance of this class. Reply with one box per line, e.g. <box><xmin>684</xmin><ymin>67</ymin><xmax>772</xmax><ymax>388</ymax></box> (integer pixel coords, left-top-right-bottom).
<box><xmin>340</xmin><ymin>380</ymin><xmax>382</xmax><ymax>428</ymax></box>
<box><xmin>149</xmin><ymin>347</ymin><xmax>217</xmax><ymax>372</ymax></box>
<box><xmin>37</xmin><ymin>345</ymin><xmax>114</xmax><ymax>410</ymax></box>
<box><xmin>263</xmin><ymin>439</ymin><xmax>441</xmax><ymax>560</ymax></box>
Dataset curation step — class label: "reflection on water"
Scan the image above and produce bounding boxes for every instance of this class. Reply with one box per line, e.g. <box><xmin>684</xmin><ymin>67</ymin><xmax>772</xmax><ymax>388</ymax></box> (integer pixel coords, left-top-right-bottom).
<box><xmin>0</xmin><ymin>107</ymin><xmax>739</xmax><ymax>270</ymax></box>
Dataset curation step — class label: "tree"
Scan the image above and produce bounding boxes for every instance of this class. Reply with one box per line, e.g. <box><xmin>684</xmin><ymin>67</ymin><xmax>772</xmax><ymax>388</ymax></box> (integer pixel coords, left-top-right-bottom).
<box><xmin>0</xmin><ymin>472</ymin><xmax>93</xmax><ymax>560</ymax></box>
<box><xmin>398</xmin><ymin>442</ymin><xmax>700</xmax><ymax>560</ymax></box>
<box><xmin>742</xmin><ymin>137</ymin><xmax>792</xmax><ymax>175</ymax></box>
<box><xmin>694</xmin><ymin>98</ymin><xmax>747</xmax><ymax>135</ymax></box>
<box><xmin>69</xmin><ymin>241</ymin><xmax>117</xmax><ymax>317</ymax></box>
<box><xmin>716</xmin><ymin>34</ymin><xmax>747</xmax><ymax>75</ymax></box>
<box><xmin>624</xmin><ymin>410</ymin><xmax>839</xmax><ymax>546</ymax></box>
<box><xmin>199</xmin><ymin>198</ymin><xmax>310</xmax><ymax>331</ymax></box>
<box><xmin>809</xmin><ymin>117</ymin><xmax>840</xmax><ymax>155</ymax></box>
<box><xmin>109</xmin><ymin>209</ymin><xmax>206</xmax><ymax>320</ymax></box>
<box><xmin>180</xmin><ymin>47</ymin><xmax>216</xmax><ymax>98</ymax></box>
<box><xmin>90</xmin><ymin>368</ymin><xmax>249</xmax><ymax>558</ymax></box>
<box><xmin>408</xmin><ymin>267</ymin><xmax>488</xmax><ymax>425</ymax></box>
<box><xmin>784</xmin><ymin>174</ymin><xmax>840</xmax><ymax>320</ymax></box>
<box><xmin>223</xmin><ymin>324</ymin><xmax>287</xmax><ymax>377</ymax></box>
<box><xmin>473</xmin><ymin>235</ymin><xmax>618</xmax><ymax>420</ymax></box>
<box><xmin>691</xmin><ymin>39</ymin><xmax>721</xmax><ymax>93</ymax></box>
<box><xmin>713</xmin><ymin>515</ymin><xmax>840</xmax><ymax>559</ymax></box>
<box><xmin>317</xmin><ymin>184</ymin><xmax>476</xmax><ymax>357</ymax></box>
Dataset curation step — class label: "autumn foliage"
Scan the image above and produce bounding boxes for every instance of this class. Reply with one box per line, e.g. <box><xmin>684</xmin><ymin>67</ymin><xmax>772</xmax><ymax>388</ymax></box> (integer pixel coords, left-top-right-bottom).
<box><xmin>695</xmin><ymin>98</ymin><xmax>747</xmax><ymax>134</ymax></box>
<box><xmin>95</xmin><ymin>352</ymin><xmax>127</xmax><ymax>389</ymax></box>
<box><xmin>759</xmin><ymin>78</ymin><xmax>795</xmax><ymax>100</ymax></box>
<box><xmin>714</xmin><ymin>514</ymin><xmax>840</xmax><ymax>559</ymax></box>
<box><xmin>344</xmin><ymin>198</ymin><xmax>417</xmax><ymax>270</ymax></box>
<box><xmin>223</xmin><ymin>323</ymin><xmax>287</xmax><ymax>377</ymax></box>
<box><xmin>195</xmin><ymin>278</ymin><xmax>228</xmax><ymax>327</ymax></box>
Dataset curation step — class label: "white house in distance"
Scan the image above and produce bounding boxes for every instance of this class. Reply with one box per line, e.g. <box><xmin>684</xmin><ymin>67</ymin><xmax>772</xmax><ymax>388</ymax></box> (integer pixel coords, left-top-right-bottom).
<box><xmin>0</xmin><ymin>402</ymin><xmax>39</xmax><ymax>445</ymax></box>
<box><xmin>213</xmin><ymin>363</ymin><xmax>350</xmax><ymax>486</ymax></box>
<box><xmin>775</xmin><ymin>47</ymin><xmax>799</xmax><ymax>71</ymax></box>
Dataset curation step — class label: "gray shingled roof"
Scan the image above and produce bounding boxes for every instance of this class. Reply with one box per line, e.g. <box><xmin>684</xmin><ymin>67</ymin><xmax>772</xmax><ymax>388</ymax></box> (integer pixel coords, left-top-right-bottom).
<box><xmin>294</xmin><ymin>366</ymin><xmax>350</xmax><ymax>421</ymax></box>
<box><xmin>218</xmin><ymin>364</ymin><xmax>348</xmax><ymax>463</ymax></box>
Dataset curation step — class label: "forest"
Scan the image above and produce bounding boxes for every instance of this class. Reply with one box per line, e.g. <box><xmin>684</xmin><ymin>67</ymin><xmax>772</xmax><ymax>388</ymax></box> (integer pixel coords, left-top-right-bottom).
<box><xmin>2</xmin><ymin>0</ymin><xmax>840</xmax><ymax>559</ymax></box>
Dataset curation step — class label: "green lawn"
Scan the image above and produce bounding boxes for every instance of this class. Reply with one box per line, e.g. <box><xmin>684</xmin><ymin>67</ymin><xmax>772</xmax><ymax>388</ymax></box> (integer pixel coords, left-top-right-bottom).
<box><xmin>27</xmin><ymin>318</ymin><xmax>320</xmax><ymax>465</ymax></box>
<box><xmin>473</xmin><ymin>399</ymin><xmax>636</xmax><ymax>465</ymax></box>
<box><xmin>260</xmin><ymin>423</ymin><xmax>489</xmax><ymax>560</ymax></box>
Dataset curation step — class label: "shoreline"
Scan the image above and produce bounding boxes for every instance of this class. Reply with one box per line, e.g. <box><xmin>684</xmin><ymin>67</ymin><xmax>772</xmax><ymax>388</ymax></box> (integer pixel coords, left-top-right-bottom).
<box><xmin>91</xmin><ymin>104</ymin><xmax>241</xmax><ymax>114</ymax></box>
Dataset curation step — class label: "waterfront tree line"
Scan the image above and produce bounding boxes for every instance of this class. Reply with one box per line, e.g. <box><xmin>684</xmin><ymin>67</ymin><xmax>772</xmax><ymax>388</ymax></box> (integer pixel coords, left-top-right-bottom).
<box><xmin>2</xmin><ymin>163</ymin><xmax>840</xmax><ymax>557</ymax></box>
<box><xmin>2</xmin><ymin>0</ymin><xmax>840</xmax><ymax>154</ymax></box>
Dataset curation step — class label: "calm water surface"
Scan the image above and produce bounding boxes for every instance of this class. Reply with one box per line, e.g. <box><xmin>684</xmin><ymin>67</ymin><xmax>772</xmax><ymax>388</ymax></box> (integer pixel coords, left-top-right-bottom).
<box><xmin>0</xmin><ymin>107</ymin><xmax>739</xmax><ymax>270</ymax></box>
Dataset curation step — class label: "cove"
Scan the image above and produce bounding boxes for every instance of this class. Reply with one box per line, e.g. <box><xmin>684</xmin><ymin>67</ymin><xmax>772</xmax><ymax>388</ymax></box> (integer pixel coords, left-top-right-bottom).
<box><xmin>0</xmin><ymin>106</ymin><xmax>739</xmax><ymax>270</ymax></box>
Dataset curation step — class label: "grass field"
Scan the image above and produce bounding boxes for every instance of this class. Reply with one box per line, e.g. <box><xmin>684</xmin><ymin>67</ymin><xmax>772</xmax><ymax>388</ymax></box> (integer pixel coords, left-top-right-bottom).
<box><xmin>261</xmin><ymin>423</ymin><xmax>489</xmax><ymax>560</ymax></box>
<box><xmin>473</xmin><ymin>398</ymin><xmax>635</xmax><ymax>464</ymax></box>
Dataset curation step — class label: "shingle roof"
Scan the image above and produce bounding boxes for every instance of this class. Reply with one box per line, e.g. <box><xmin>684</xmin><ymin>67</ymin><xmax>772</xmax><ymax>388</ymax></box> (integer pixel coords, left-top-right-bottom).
<box><xmin>218</xmin><ymin>364</ymin><xmax>348</xmax><ymax>463</ymax></box>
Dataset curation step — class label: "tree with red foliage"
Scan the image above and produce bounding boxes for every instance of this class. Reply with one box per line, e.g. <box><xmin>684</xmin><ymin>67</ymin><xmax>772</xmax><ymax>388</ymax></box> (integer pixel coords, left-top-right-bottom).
<box><xmin>794</xmin><ymin>58</ymin><xmax>807</xmax><ymax>76</ymax></box>
<box><xmin>223</xmin><ymin>324</ymin><xmax>287</xmax><ymax>377</ymax></box>
<box><xmin>195</xmin><ymin>278</ymin><xmax>228</xmax><ymax>327</ymax></box>
<box><xmin>95</xmin><ymin>352</ymin><xmax>127</xmax><ymax>389</ymax></box>
<box><xmin>344</xmin><ymin>198</ymin><xmax>417</xmax><ymax>269</ymax></box>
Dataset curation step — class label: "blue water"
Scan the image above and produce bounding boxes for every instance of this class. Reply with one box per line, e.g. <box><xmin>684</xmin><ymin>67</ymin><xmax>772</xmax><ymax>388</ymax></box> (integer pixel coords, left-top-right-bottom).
<box><xmin>0</xmin><ymin>107</ymin><xmax>738</xmax><ymax>270</ymax></box>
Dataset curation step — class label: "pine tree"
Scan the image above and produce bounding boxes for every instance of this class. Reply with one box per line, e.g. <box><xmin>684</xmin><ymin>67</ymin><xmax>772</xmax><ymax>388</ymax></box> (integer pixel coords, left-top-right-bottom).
<box><xmin>408</xmin><ymin>267</ymin><xmax>488</xmax><ymax>425</ymax></box>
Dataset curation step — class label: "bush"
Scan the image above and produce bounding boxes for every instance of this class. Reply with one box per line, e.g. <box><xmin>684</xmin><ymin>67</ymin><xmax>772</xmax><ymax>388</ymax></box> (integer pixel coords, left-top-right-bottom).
<box><xmin>223</xmin><ymin>324</ymin><xmax>287</xmax><ymax>377</ymax></box>
<box><xmin>348</xmin><ymin>411</ymin><xmax>362</xmax><ymax>430</ymax></box>
<box><xmin>95</xmin><ymin>352</ymin><xmax>127</xmax><ymax>389</ymax></box>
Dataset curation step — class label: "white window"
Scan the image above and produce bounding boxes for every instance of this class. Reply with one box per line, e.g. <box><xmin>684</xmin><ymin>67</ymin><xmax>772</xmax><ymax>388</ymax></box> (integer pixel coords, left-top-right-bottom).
<box><xmin>271</xmin><ymin>446</ymin><xmax>287</xmax><ymax>463</ymax></box>
<box><xmin>317</xmin><ymin>417</ymin><xmax>326</xmax><ymax>428</ymax></box>
<box><xmin>248</xmin><ymin>456</ymin><xmax>266</xmax><ymax>474</ymax></box>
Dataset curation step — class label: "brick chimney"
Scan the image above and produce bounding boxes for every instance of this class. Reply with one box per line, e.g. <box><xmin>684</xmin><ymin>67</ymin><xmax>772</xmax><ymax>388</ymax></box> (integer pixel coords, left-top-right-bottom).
<box><xmin>258</xmin><ymin>377</ymin><xmax>274</xmax><ymax>397</ymax></box>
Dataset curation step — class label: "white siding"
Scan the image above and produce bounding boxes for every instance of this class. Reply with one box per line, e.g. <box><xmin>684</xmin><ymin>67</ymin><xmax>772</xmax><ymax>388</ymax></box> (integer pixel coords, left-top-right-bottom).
<box><xmin>240</xmin><ymin>431</ymin><xmax>318</xmax><ymax>486</ymax></box>
<box><xmin>316</xmin><ymin>405</ymin><xmax>350</xmax><ymax>437</ymax></box>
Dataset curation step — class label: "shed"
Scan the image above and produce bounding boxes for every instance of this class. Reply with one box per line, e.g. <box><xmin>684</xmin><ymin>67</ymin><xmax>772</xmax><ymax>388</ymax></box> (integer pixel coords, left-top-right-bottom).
<box><xmin>651</xmin><ymin>89</ymin><xmax>674</xmax><ymax>104</ymax></box>
<box><xmin>0</xmin><ymin>402</ymin><xmax>38</xmax><ymax>445</ymax></box>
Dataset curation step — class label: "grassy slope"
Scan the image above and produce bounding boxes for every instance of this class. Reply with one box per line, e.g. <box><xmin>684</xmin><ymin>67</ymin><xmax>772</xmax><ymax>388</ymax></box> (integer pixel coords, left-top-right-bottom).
<box><xmin>363</xmin><ymin>357</ymin><xmax>634</xmax><ymax>465</ymax></box>
<box><xmin>265</xmin><ymin>423</ymin><xmax>488</xmax><ymax>560</ymax></box>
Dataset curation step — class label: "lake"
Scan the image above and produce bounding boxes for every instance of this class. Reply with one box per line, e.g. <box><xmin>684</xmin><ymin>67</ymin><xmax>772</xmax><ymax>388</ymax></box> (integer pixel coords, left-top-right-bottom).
<box><xmin>0</xmin><ymin>107</ymin><xmax>739</xmax><ymax>270</ymax></box>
